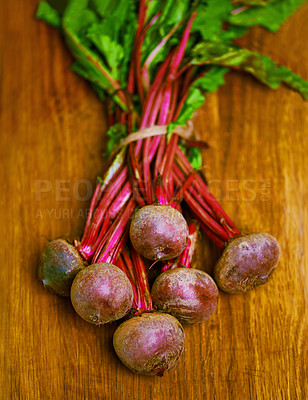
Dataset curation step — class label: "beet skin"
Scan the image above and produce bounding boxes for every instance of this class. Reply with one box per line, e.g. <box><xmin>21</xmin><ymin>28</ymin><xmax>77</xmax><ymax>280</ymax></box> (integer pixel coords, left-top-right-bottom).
<box><xmin>213</xmin><ymin>232</ymin><xmax>280</xmax><ymax>294</ymax></box>
<box><xmin>38</xmin><ymin>239</ymin><xmax>86</xmax><ymax>296</ymax></box>
<box><xmin>130</xmin><ymin>204</ymin><xmax>189</xmax><ymax>261</ymax></box>
<box><xmin>151</xmin><ymin>267</ymin><xmax>218</xmax><ymax>324</ymax></box>
<box><xmin>71</xmin><ymin>263</ymin><xmax>133</xmax><ymax>325</ymax></box>
<box><xmin>113</xmin><ymin>312</ymin><xmax>185</xmax><ymax>376</ymax></box>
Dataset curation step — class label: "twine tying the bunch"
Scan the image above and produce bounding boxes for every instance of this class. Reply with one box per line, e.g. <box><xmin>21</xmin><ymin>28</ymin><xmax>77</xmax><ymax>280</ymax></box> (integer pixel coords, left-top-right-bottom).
<box><xmin>119</xmin><ymin>120</ymin><xmax>194</xmax><ymax>147</ymax></box>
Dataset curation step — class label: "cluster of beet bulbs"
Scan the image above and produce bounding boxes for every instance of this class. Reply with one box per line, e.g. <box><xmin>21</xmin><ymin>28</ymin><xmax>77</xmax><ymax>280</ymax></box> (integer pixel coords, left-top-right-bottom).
<box><xmin>39</xmin><ymin>196</ymin><xmax>280</xmax><ymax>376</ymax></box>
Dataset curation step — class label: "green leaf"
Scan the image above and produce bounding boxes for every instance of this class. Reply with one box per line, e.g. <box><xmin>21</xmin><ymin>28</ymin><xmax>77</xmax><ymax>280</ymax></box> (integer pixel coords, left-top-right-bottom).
<box><xmin>178</xmin><ymin>88</ymin><xmax>206</xmax><ymax>125</ymax></box>
<box><xmin>62</xmin><ymin>0</ymin><xmax>129</xmax><ymax>110</ymax></box>
<box><xmin>191</xmin><ymin>0</ymin><xmax>233</xmax><ymax>42</ymax></box>
<box><xmin>159</xmin><ymin>0</ymin><xmax>191</xmax><ymax>29</ymax></box>
<box><xmin>229</xmin><ymin>0</ymin><xmax>307</xmax><ymax>32</ymax></box>
<box><xmin>193</xmin><ymin>66</ymin><xmax>228</xmax><ymax>94</ymax></box>
<box><xmin>63</xmin><ymin>0</ymin><xmax>98</xmax><ymax>36</ymax></box>
<box><xmin>36</xmin><ymin>2</ymin><xmax>61</xmax><ymax>29</ymax></box>
<box><xmin>87</xmin><ymin>23</ymin><xmax>124</xmax><ymax>80</ymax></box>
<box><xmin>187</xmin><ymin>147</ymin><xmax>203</xmax><ymax>169</ymax></box>
<box><xmin>70</xmin><ymin>60</ymin><xmax>111</xmax><ymax>92</ymax></box>
<box><xmin>178</xmin><ymin>144</ymin><xmax>203</xmax><ymax>170</ymax></box>
<box><xmin>88</xmin><ymin>0</ymin><xmax>117</xmax><ymax>18</ymax></box>
<box><xmin>167</xmin><ymin>87</ymin><xmax>205</xmax><ymax>138</ymax></box>
<box><xmin>85</xmin><ymin>0</ymin><xmax>137</xmax><ymax>83</ymax></box>
<box><xmin>192</xmin><ymin>42</ymin><xmax>308</xmax><ymax>99</ymax></box>
<box><xmin>105</xmin><ymin>124</ymin><xmax>127</xmax><ymax>157</ymax></box>
<box><xmin>219</xmin><ymin>25</ymin><xmax>248</xmax><ymax>43</ymax></box>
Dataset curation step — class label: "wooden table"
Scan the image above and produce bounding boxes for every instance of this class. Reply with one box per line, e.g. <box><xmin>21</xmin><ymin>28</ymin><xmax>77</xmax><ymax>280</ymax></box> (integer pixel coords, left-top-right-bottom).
<box><xmin>1</xmin><ymin>1</ymin><xmax>307</xmax><ymax>399</ymax></box>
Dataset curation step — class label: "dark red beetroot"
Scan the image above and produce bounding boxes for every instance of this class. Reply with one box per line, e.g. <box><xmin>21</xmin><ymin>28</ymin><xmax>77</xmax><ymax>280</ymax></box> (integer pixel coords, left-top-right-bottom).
<box><xmin>38</xmin><ymin>239</ymin><xmax>86</xmax><ymax>296</ymax></box>
<box><xmin>174</xmin><ymin>154</ymin><xmax>281</xmax><ymax>293</ymax></box>
<box><xmin>151</xmin><ymin>268</ymin><xmax>218</xmax><ymax>324</ymax></box>
<box><xmin>213</xmin><ymin>232</ymin><xmax>280</xmax><ymax>294</ymax></box>
<box><xmin>71</xmin><ymin>263</ymin><xmax>133</xmax><ymax>324</ymax></box>
<box><xmin>113</xmin><ymin>312</ymin><xmax>184</xmax><ymax>376</ymax></box>
<box><xmin>129</xmin><ymin>205</ymin><xmax>189</xmax><ymax>261</ymax></box>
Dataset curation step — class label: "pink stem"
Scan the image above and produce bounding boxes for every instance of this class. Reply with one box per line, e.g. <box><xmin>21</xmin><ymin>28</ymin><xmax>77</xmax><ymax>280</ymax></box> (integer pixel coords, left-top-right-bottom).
<box><xmin>93</xmin><ymin>197</ymin><xmax>136</xmax><ymax>263</ymax></box>
<box><xmin>80</xmin><ymin>180</ymin><xmax>102</xmax><ymax>244</ymax></box>
<box><xmin>196</xmin><ymin>219</ymin><xmax>226</xmax><ymax>250</ymax></box>
<box><xmin>154</xmin><ymin>175</ymin><xmax>168</xmax><ymax>205</ymax></box>
<box><xmin>128</xmin><ymin>144</ymin><xmax>146</xmax><ymax>207</ymax></box>
<box><xmin>184</xmin><ymin>190</ymin><xmax>230</xmax><ymax>242</ymax></box>
<box><xmin>175</xmin><ymin>146</ymin><xmax>240</xmax><ymax>237</ymax></box>
<box><xmin>143</xmin><ymin>137</ymin><xmax>154</xmax><ymax>204</ymax></box>
<box><xmin>172</xmin><ymin>164</ymin><xmax>216</xmax><ymax>219</ymax></box>
<box><xmin>139</xmin><ymin>53</ymin><xmax>172</xmax><ymax>131</ymax></box>
<box><xmin>134</xmin><ymin>0</ymin><xmax>147</xmax><ymax>104</ymax></box>
<box><xmin>121</xmin><ymin>248</ymin><xmax>137</xmax><ymax>285</ymax></box>
<box><xmin>178</xmin><ymin>221</ymin><xmax>199</xmax><ymax>268</ymax></box>
<box><xmin>130</xmin><ymin>246</ymin><xmax>153</xmax><ymax>312</ymax></box>
<box><xmin>80</xmin><ymin>150</ymin><xmax>126</xmax><ymax>244</ymax></box>
<box><xmin>174</xmin><ymin>91</ymin><xmax>189</xmax><ymax>120</ymax></box>
<box><xmin>168</xmin><ymin>12</ymin><xmax>197</xmax><ymax>80</ymax></box>
<box><xmin>143</xmin><ymin>20</ymin><xmax>182</xmax><ymax>71</ymax></box>
<box><xmin>162</xmin><ymin>134</ymin><xmax>178</xmax><ymax>199</ymax></box>
<box><xmin>78</xmin><ymin>166</ymin><xmax>129</xmax><ymax>260</ymax></box>
<box><xmin>167</xmin><ymin>81</ymin><xmax>179</xmax><ymax>124</ymax></box>
<box><xmin>117</xmin><ymin>254</ymin><xmax>139</xmax><ymax>310</ymax></box>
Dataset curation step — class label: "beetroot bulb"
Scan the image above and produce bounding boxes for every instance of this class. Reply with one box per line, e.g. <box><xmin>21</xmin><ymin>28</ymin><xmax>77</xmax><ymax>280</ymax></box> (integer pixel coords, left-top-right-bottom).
<box><xmin>151</xmin><ymin>267</ymin><xmax>218</xmax><ymax>324</ymax></box>
<box><xmin>39</xmin><ymin>239</ymin><xmax>86</xmax><ymax>296</ymax></box>
<box><xmin>151</xmin><ymin>221</ymin><xmax>218</xmax><ymax>324</ymax></box>
<box><xmin>71</xmin><ymin>263</ymin><xmax>133</xmax><ymax>325</ymax></box>
<box><xmin>213</xmin><ymin>233</ymin><xmax>280</xmax><ymax>294</ymax></box>
<box><xmin>114</xmin><ymin>247</ymin><xmax>185</xmax><ymax>376</ymax></box>
<box><xmin>173</xmin><ymin>156</ymin><xmax>280</xmax><ymax>294</ymax></box>
<box><xmin>113</xmin><ymin>312</ymin><xmax>184</xmax><ymax>376</ymax></box>
<box><xmin>129</xmin><ymin>204</ymin><xmax>189</xmax><ymax>261</ymax></box>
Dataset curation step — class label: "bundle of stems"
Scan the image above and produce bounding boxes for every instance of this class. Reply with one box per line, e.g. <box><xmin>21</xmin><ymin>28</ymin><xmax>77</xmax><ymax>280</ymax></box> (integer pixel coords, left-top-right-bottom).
<box><xmin>76</xmin><ymin>4</ymin><xmax>242</xmax><ymax>276</ymax></box>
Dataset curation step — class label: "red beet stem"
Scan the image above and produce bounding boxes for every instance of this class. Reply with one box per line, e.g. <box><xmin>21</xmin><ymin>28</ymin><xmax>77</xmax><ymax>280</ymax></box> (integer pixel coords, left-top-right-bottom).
<box><xmin>172</xmin><ymin>164</ymin><xmax>216</xmax><ymax>218</ymax></box>
<box><xmin>174</xmin><ymin>146</ymin><xmax>241</xmax><ymax>239</ymax></box>
<box><xmin>143</xmin><ymin>20</ymin><xmax>181</xmax><ymax>71</ymax></box>
<box><xmin>161</xmin><ymin>134</ymin><xmax>178</xmax><ymax>199</ymax></box>
<box><xmin>134</xmin><ymin>0</ymin><xmax>147</xmax><ymax>104</ymax></box>
<box><xmin>120</xmin><ymin>248</ymin><xmax>136</xmax><ymax>285</ymax></box>
<box><xmin>80</xmin><ymin>149</ymin><xmax>126</xmax><ymax>244</ymax></box>
<box><xmin>178</xmin><ymin>221</ymin><xmax>199</xmax><ymax>268</ymax></box>
<box><xmin>130</xmin><ymin>245</ymin><xmax>153</xmax><ymax>312</ymax></box>
<box><xmin>143</xmin><ymin>137</ymin><xmax>154</xmax><ymax>204</ymax></box>
<box><xmin>168</xmin><ymin>12</ymin><xmax>197</xmax><ymax>79</ymax></box>
<box><xmin>154</xmin><ymin>175</ymin><xmax>168</xmax><ymax>205</ymax></box>
<box><xmin>184</xmin><ymin>190</ymin><xmax>230</xmax><ymax>242</ymax></box>
<box><xmin>93</xmin><ymin>197</ymin><xmax>136</xmax><ymax>264</ymax></box>
<box><xmin>160</xmin><ymin>220</ymin><xmax>199</xmax><ymax>273</ymax></box>
<box><xmin>78</xmin><ymin>165</ymin><xmax>131</xmax><ymax>261</ymax></box>
<box><xmin>128</xmin><ymin>144</ymin><xmax>146</xmax><ymax>207</ymax></box>
<box><xmin>117</xmin><ymin>254</ymin><xmax>139</xmax><ymax>310</ymax></box>
<box><xmin>139</xmin><ymin>53</ymin><xmax>172</xmax><ymax>130</ymax></box>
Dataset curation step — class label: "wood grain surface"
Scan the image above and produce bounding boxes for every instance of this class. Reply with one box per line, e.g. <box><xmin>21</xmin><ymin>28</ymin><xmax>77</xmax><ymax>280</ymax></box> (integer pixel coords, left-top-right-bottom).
<box><xmin>0</xmin><ymin>1</ymin><xmax>307</xmax><ymax>399</ymax></box>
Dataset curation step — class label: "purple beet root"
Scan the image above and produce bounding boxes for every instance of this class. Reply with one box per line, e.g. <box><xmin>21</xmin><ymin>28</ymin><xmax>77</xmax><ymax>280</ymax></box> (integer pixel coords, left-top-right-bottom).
<box><xmin>129</xmin><ymin>204</ymin><xmax>189</xmax><ymax>261</ymax></box>
<box><xmin>213</xmin><ymin>232</ymin><xmax>280</xmax><ymax>294</ymax></box>
<box><xmin>113</xmin><ymin>312</ymin><xmax>185</xmax><ymax>376</ymax></box>
<box><xmin>38</xmin><ymin>239</ymin><xmax>86</xmax><ymax>297</ymax></box>
<box><xmin>71</xmin><ymin>263</ymin><xmax>133</xmax><ymax>325</ymax></box>
<box><xmin>151</xmin><ymin>267</ymin><xmax>218</xmax><ymax>324</ymax></box>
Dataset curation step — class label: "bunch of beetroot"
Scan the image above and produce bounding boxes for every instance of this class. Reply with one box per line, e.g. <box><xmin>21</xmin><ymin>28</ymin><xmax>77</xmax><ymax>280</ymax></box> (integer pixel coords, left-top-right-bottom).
<box><xmin>37</xmin><ymin>0</ymin><xmax>308</xmax><ymax>376</ymax></box>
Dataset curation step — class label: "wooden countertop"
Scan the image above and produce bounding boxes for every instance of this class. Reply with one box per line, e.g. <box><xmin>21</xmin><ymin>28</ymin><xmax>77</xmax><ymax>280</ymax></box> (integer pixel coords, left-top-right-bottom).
<box><xmin>0</xmin><ymin>1</ymin><xmax>307</xmax><ymax>399</ymax></box>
